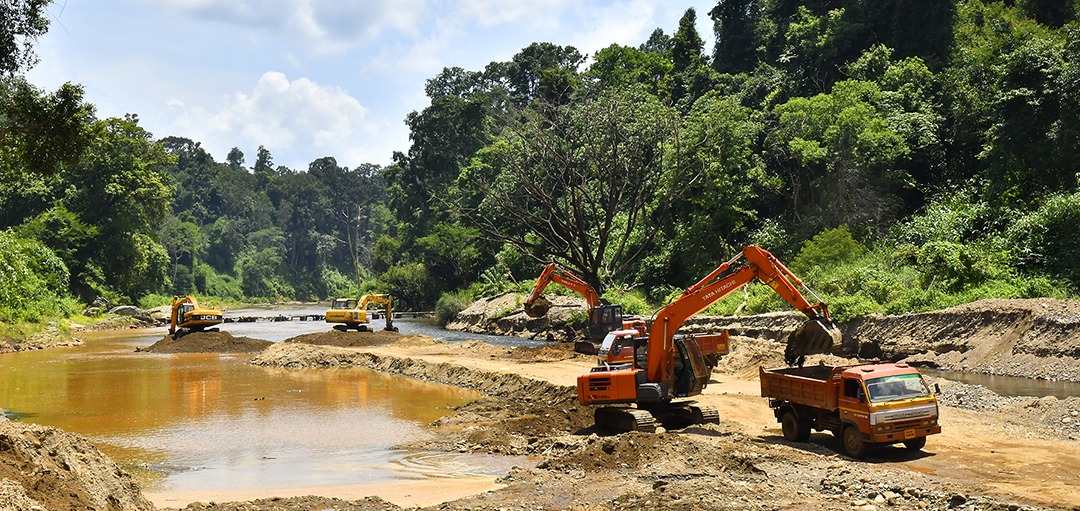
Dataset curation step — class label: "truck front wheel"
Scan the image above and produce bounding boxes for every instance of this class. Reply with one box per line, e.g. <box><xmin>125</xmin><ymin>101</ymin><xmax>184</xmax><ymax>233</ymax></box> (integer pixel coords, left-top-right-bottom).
<box><xmin>903</xmin><ymin>436</ymin><xmax>926</xmax><ymax>451</ymax></box>
<box><xmin>842</xmin><ymin>425</ymin><xmax>867</xmax><ymax>459</ymax></box>
<box><xmin>781</xmin><ymin>411</ymin><xmax>811</xmax><ymax>442</ymax></box>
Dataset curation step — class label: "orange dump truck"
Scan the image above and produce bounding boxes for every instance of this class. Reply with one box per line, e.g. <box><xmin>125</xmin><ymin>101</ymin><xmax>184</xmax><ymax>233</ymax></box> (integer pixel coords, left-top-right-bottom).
<box><xmin>759</xmin><ymin>362</ymin><xmax>941</xmax><ymax>458</ymax></box>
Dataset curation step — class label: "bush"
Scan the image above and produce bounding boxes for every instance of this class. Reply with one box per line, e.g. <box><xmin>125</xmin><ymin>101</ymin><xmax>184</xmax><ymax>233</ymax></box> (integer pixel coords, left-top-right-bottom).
<box><xmin>322</xmin><ymin>267</ymin><xmax>360</xmax><ymax>299</ymax></box>
<box><xmin>0</xmin><ymin>230</ymin><xmax>70</xmax><ymax>322</ymax></box>
<box><xmin>435</xmin><ymin>289</ymin><xmax>474</xmax><ymax>326</ymax></box>
<box><xmin>198</xmin><ymin>263</ymin><xmax>243</xmax><ymax>300</ymax></box>
<box><xmin>138</xmin><ymin>293</ymin><xmax>173</xmax><ymax>310</ymax></box>
<box><xmin>792</xmin><ymin>225</ymin><xmax>867</xmax><ymax>273</ymax></box>
<box><xmin>1008</xmin><ymin>191</ymin><xmax>1080</xmax><ymax>289</ymax></box>
<box><xmin>380</xmin><ymin>262</ymin><xmax>435</xmax><ymax>309</ymax></box>
<box><xmin>601</xmin><ymin>288</ymin><xmax>654</xmax><ymax>316</ymax></box>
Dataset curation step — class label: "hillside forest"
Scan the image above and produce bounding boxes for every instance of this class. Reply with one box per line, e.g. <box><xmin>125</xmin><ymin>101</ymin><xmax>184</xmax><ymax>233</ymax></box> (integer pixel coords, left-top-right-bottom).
<box><xmin>2</xmin><ymin>0</ymin><xmax>1079</xmax><ymax>334</ymax></box>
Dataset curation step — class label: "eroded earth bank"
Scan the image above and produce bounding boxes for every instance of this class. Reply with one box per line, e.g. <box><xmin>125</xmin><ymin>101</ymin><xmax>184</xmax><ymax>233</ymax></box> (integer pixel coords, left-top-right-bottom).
<box><xmin>3</xmin><ymin>297</ymin><xmax>1080</xmax><ymax>511</ymax></box>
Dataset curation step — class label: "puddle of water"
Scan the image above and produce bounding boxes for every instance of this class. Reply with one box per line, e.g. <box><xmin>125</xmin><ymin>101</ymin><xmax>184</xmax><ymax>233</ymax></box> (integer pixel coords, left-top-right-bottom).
<box><xmin>0</xmin><ymin>323</ymin><xmax>526</xmax><ymax>497</ymax></box>
<box><xmin>921</xmin><ymin>368</ymin><xmax>1080</xmax><ymax>399</ymax></box>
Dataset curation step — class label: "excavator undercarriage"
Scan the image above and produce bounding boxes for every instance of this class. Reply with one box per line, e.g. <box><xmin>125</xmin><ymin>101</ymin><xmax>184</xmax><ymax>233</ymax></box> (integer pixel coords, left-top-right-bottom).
<box><xmin>594</xmin><ymin>403</ymin><xmax>720</xmax><ymax>433</ymax></box>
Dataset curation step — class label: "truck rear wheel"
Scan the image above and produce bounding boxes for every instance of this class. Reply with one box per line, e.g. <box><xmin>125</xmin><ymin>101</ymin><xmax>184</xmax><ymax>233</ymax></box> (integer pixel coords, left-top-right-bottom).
<box><xmin>781</xmin><ymin>411</ymin><xmax>811</xmax><ymax>442</ymax></box>
<box><xmin>842</xmin><ymin>425</ymin><xmax>867</xmax><ymax>459</ymax></box>
<box><xmin>903</xmin><ymin>436</ymin><xmax>926</xmax><ymax>451</ymax></box>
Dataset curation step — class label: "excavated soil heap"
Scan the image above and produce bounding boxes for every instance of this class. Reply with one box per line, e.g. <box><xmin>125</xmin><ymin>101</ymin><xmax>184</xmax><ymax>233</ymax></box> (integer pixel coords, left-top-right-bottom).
<box><xmin>283</xmin><ymin>328</ymin><xmax>406</xmax><ymax>347</ymax></box>
<box><xmin>0</xmin><ymin>417</ymin><xmax>154</xmax><ymax>511</ymax></box>
<box><xmin>138</xmin><ymin>330</ymin><xmax>272</xmax><ymax>353</ymax></box>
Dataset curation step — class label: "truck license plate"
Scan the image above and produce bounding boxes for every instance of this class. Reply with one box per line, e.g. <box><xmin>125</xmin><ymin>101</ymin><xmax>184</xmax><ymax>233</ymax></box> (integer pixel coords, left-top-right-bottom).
<box><xmin>904</xmin><ymin>429</ymin><xmax>916</xmax><ymax>439</ymax></box>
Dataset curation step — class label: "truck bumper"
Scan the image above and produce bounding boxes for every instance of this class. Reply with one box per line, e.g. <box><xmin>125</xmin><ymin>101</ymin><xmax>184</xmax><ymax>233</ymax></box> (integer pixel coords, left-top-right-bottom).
<box><xmin>871</xmin><ymin>425</ymin><xmax>941</xmax><ymax>444</ymax></box>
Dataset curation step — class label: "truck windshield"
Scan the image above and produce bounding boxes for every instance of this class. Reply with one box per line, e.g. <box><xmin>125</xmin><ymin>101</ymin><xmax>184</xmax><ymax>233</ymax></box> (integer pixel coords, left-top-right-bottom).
<box><xmin>865</xmin><ymin>374</ymin><xmax>930</xmax><ymax>403</ymax></box>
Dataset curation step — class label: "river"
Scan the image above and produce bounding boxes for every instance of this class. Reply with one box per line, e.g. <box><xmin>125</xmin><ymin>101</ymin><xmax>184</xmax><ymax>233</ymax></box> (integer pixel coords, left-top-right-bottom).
<box><xmin>0</xmin><ymin>309</ymin><xmax>543</xmax><ymax>506</ymax></box>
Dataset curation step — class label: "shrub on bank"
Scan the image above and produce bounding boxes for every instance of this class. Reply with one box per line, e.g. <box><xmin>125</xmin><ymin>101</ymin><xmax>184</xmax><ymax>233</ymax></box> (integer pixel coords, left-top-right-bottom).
<box><xmin>0</xmin><ymin>230</ymin><xmax>71</xmax><ymax>322</ymax></box>
<box><xmin>435</xmin><ymin>289</ymin><xmax>475</xmax><ymax>326</ymax></box>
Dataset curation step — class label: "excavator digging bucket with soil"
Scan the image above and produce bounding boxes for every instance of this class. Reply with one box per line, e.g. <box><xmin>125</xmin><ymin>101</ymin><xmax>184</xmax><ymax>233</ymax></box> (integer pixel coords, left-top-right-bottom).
<box><xmin>784</xmin><ymin>317</ymin><xmax>844</xmax><ymax>367</ymax></box>
<box><xmin>523</xmin><ymin>296</ymin><xmax>552</xmax><ymax>318</ymax></box>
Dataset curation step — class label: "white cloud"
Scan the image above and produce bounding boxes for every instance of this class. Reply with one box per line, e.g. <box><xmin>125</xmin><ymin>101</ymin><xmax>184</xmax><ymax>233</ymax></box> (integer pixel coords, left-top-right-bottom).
<box><xmin>153</xmin><ymin>0</ymin><xmax>428</xmax><ymax>53</ymax></box>
<box><xmin>570</xmin><ymin>0</ymin><xmax>661</xmax><ymax>56</ymax></box>
<box><xmin>454</xmin><ymin>0</ymin><xmax>569</xmax><ymax>29</ymax></box>
<box><xmin>169</xmin><ymin>72</ymin><xmax>375</xmax><ymax>169</ymax></box>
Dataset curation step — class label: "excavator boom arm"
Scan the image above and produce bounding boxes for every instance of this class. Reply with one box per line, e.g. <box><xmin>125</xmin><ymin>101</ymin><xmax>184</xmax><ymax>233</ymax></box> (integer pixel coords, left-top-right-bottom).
<box><xmin>645</xmin><ymin>246</ymin><xmax>836</xmax><ymax>385</ymax></box>
<box><xmin>524</xmin><ymin>263</ymin><xmax>602</xmax><ymax>313</ymax></box>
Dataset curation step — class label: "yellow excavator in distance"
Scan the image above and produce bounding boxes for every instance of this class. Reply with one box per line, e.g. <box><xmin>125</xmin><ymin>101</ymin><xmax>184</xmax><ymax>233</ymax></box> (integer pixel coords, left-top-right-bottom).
<box><xmin>170</xmin><ymin>295</ymin><xmax>224</xmax><ymax>338</ymax></box>
<box><xmin>325</xmin><ymin>294</ymin><xmax>399</xmax><ymax>332</ymax></box>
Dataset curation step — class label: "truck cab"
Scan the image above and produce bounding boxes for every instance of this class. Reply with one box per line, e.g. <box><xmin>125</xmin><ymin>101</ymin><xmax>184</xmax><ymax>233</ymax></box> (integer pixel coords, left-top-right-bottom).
<box><xmin>838</xmin><ymin>364</ymin><xmax>940</xmax><ymax>454</ymax></box>
<box><xmin>760</xmin><ymin>362</ymin><xmax>941</xmax><ymax>458</ymax></box>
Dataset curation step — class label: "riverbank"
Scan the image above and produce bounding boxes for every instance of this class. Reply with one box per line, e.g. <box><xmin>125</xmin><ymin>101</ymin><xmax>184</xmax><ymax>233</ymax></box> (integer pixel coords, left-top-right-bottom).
<box><xmin>450</xmin><ymin>294</ymin><xmax>1080</xmax><ymax>381</ymax></box>
<box><xmin>4</xmin><ymin>299</ymin><xmax>1080</xmax><ymax>510</ymax></box>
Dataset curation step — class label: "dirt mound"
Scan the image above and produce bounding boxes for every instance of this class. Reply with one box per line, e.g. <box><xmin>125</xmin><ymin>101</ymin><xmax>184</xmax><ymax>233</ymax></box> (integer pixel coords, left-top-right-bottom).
<box><xmin>504</xmin><ymin>341</ymin><xmax>585</xmax><ymax>362</ymax></box>
<box><xmin>0</xmin><ymin>417</ymin><xmax>154</xmax><ymax>511</ymax></box>
<box><xmin>138</xmin><ymin>331</ymin><xmax>272</xmax><ymax>353</ymax></box>
<box><xmin>847</xmin><ymin>298</ymin><xmax>1080</xmax><ymax>380</ymax></box>
<box><xmin>283</xmin><ymin>328</ymin><xmax>406</xmax><ymax>347</ymax></box>
<box><xmin>173</xmin><ymin>495</ymin><xmax>400</xmax><ymax>511</ymax></box>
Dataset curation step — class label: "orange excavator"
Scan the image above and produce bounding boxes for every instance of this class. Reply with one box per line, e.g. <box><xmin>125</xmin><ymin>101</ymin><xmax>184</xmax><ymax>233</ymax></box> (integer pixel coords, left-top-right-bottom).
<box><xmin>576</xmin><ymin>245</ymin><xmax>843</xmax><ymax>432</ymax></box>
<box><xmin>523</xmin><ymin>263</ymin><xmax>646</xmax><ymax>340</ymax></box>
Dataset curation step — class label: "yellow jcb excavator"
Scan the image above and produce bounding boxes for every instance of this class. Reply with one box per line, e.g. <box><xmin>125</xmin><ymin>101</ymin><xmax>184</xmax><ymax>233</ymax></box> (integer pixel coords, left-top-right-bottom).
<box><xmin>325</xmin><ymin>294</ymin><xmax>399</xmax><ymax>332</ymax></box>
<box><xmin>170</xmin><ymin>295</ymin><xmax>223</xmax><ymax>338</ymax></box>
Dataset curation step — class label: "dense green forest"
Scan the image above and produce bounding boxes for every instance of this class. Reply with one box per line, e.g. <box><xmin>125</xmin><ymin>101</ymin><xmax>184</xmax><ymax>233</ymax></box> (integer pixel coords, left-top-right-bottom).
<box><xmin>2</xmin><ymin>0</ymin><xmax>1079</xmax><ymax>330</ymax></box>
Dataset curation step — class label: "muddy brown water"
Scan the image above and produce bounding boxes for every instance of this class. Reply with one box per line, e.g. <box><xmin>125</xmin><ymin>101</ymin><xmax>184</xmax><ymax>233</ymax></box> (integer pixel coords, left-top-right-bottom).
<box><xmin>0</xmin><ymin>316</ymin><xmax>534</xmax><ymax>502</ymax></box>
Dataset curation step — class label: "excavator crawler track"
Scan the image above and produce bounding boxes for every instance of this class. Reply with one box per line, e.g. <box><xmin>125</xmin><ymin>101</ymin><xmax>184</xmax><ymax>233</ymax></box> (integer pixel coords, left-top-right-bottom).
<box><xmin>691</xmin><ymin>404</ymin><xmax>720</xmax><ymax>425</ymax></box>
<box><xmin>595</xmin><ymin>407</ymin><xmax>658</xmax><ymax>433</ymax></box>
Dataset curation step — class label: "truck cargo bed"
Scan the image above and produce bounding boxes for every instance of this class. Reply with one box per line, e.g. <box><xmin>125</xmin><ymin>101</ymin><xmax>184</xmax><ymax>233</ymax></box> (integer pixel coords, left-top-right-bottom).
<box><xmin>767</xmin><ymin>365</ymin><xmax>833</xmax><ymax>381</ymax></box>
<box><xmin>759</xmin><ymin>365</ymin><xmax>839</xmax><ymax>411</ymax></box>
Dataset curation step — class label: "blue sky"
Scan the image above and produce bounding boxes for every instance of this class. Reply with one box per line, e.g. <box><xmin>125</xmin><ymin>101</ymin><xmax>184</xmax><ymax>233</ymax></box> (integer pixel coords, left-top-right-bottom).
<box><xmin>27</xmin><ymin>0</ymin><xmax>717</xmax><ymax>170</ymax></box>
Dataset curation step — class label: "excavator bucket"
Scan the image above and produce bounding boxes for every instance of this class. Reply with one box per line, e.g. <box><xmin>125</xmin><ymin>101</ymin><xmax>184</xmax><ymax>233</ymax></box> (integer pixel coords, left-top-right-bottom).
<box><xmin>523</xmin><ymin>296</ymin><xmax>551</xmax><ymax>318</ymax></box>
<box><xmin>784</xmin><ymin>318</ymin><xmax>844</xmax><ymax>367</ymax></box>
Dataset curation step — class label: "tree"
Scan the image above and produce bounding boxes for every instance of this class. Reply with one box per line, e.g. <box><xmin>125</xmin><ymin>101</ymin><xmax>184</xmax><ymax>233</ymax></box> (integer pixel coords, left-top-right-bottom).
<box><xmin>459</xmin><ymin>85</ymin><xmax>686</xmax><ymax>292</ymax></box>
<box><xmin>63</xmin><ymin>115</ymin><xmax>174</xmax><ymax>299</ymax></box>
<box><xmin>0</xmin><ymin>78</ymin><xmax>94</xmax><ymax>177</ymax></box>
<box><xmin>503</xmin><ymin>42</ymin><xmax>584</xmax><ymax>107</ymax></box>
<box><xmin>710</xmin><ymin>0</ymin><xmax>760</xmax><ymax>74</ymax></box>
<box><xmin>582</xmin><ymin>44</ymin><xmax>673</xmax><ymax>97</ymax></box>
<box><xmin>662</xmin><ymin>91</ymin><xmax>778</xmax><ymax>284</ymax></box>
<box><xmin>160</xmin><ymin>215</ymin><xmax>205</xmax><ymax>294</ymax></box>
<box><xmin>0</xmin><ymin>0</ymin><xmax>51</xmax><ymax>76</ymax></box>
<box><xmin>671</xmin><ymin>8</ymin><xmax>710</xmax><ymax>105</ymax></box>
<box><xmin>767</xmin><ymin>80</ymin><xmax>910</xmax><ymax>238</ymax></box>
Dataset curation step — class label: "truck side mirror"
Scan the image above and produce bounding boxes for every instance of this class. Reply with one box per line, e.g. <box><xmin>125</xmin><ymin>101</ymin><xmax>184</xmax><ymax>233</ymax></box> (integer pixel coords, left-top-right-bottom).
<box><xmin>934</xmin><ymin>383</ymin><xmax>941</xmax><ymax>395</ymax></box>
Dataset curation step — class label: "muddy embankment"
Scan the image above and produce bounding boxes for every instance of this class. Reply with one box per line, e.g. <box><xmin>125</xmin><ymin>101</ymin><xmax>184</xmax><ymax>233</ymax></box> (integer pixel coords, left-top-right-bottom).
<box><xmin>0</xmin><ymin>416</ymin><xmax>155</xmax><ymax>511</ymax></box>
<box><xmin>452</xmin><ymin>294</ymin><xmax>1080</xmax><ymax>381</ymax></box>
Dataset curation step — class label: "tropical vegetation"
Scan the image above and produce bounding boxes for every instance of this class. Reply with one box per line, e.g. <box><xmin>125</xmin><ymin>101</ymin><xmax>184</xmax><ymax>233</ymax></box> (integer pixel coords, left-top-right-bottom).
<box><xmin>2</xmin><ymin>0</ymin><xmax>1078</xmax><ymax>334</ymax></box>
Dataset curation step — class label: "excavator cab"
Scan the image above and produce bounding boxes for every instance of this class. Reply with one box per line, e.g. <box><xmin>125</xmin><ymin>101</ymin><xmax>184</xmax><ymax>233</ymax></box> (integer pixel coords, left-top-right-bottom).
<box><xmin>588</xmin><ymin>303</ymin><xmax>624</xmax><ymax>340</ymax></box>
